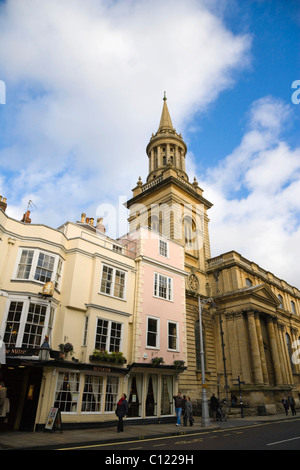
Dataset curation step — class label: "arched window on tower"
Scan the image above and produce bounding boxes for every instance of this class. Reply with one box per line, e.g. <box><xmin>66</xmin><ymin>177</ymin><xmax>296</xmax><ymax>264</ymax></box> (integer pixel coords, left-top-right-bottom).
<box><xmin>149</xmin><ymin>215</ymin><xmax>160</xmax><ymax>233</ymax></box>
<box><xmin>184</xmin><ymin>216</ymin><xmax>196</xmax><ymax>249</ymax></box>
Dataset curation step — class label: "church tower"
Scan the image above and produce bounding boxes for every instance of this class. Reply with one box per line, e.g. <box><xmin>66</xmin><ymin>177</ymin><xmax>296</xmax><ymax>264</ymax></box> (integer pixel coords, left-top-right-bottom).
<box><xmin>126</xmin><ymin>93</ymin><xmax>213</xmax><ymax>291</ymax></box>
<box><xmin>126</xmin><ymin>95</ymin><xmax>217</xmax><ymax>399</ymax></box>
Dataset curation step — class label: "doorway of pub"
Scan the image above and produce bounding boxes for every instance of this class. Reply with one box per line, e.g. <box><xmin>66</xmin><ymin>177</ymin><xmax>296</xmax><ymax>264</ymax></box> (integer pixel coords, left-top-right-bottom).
<box><xmin>0</xmin><ymin>364</ymin><xmax>42</xmax><ymax>432</ymax></box>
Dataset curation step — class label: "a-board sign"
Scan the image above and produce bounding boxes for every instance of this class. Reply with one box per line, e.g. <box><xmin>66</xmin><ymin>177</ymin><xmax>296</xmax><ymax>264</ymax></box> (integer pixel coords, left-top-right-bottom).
<box><xmin>45</xmin><ymin>407</ymin><xmax>62</xmax><ymax>432</ymax></box>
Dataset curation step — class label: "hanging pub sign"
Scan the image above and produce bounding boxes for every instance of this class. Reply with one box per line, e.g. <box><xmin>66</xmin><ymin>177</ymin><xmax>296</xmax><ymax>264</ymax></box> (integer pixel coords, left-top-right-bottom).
<box><xmin>45</xmin><ymin>407</ymin><xmax>62</xmax><ymax>433</ymax></box>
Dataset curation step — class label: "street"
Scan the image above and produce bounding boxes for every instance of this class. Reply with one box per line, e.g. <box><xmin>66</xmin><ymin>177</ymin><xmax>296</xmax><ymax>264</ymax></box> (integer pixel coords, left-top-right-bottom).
<box><xmin>54</xmin><ymin>416</ymin><xmax>300</xmax><ymax>452</ymax></box>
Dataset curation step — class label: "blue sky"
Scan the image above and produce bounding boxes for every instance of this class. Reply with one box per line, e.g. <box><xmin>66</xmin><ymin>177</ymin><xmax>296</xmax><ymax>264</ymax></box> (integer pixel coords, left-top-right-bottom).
<box><xmin>0</xmin><ymin>0</ymin><xmax>299</xmax><ymax>286</ymax></box>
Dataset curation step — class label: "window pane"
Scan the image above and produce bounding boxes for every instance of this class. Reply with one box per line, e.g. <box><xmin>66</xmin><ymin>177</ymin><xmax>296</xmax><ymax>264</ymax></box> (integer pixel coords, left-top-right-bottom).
<box><xmin>34</xmin><ymin>252</ymin><xmax>55</xmax><ymax>283</ymax></box>
<box><xmin>100</xmin><ymin>266</ymin><xmax>113</xmax><ymax>295</ymax></box>
<box><xmin>159</xmin><ymin>275</ymin><xmax>167</xmax><ymax>299</ymax></box>
<box><xmin>82</xmin><ymin>375</ymin><xmax>103</xmax><ymax>412</ymax></box>
<box><xmin>4</xmin><ymin>301</ymin><xmax>23</xmax><ymax>346</ymax></box>
<box><xmin>54</xmin><ymin>372</ymin><xmax>80</xmax><ymax>412</ymax></box>
<box><xmin>105</xmin><ymin>376</ymin><xmax>119</xmax><ymax>412</ymax></box>
<box><xmin>168</xmin><ymin>322</ymin><xmax>177</xmax><ymax>350</ymax></box>
<box><xmin>95</xmin><ymin>319</ymin><xmax>109</xmax><ymax>350</ymax></box>
<box><xmin>17</xmin><ymin>250</ymin><xmax>34</xmax><ymax>279</ymax></box>
<box><xmin>22</xmin><ymin>303</ymin><xmax>47</xmax><ymax>349</ymax></box>
<box><xmin>147</xmin><ymin>318</ymin><xmax>158</xmax><ymax>347</ymax></box>
<box><xmin>109</xmin><ymin>322</ymin><xmax>122</xmax><ymax>352</ymax></box>
<box><xmin>159</xmin><ymin>240</ymin><xmax>168</xmax><ymax>257</ymax></box>
<box><xmin>114</xmin><ymin>270</ymin><xmax>125</xmax><ymax>299</ymax></box>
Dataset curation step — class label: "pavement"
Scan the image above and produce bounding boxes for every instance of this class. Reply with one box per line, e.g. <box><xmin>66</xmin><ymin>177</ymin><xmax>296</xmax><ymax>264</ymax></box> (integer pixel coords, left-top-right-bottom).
<box><xmin>0</xmin><ymin>412</ymin><xmax>298</xmax><ymax>450</ymax></box>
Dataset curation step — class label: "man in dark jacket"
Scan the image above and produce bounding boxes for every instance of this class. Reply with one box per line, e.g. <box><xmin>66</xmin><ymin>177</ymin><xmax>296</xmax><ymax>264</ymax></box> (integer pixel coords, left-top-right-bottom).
<box><xmin>210</xmin><ymin>393</ymin><xmax>219</xmax><ymax>422</ymax></box>
<box><xmin>173</xmin><ymin>392</ymin><xmax>184</xmax><ymax>426</ymax></box>
<box><xmin>115</xmin><ymin>393</ymin><xmax>128</xmax><ymax>432</ymax></box>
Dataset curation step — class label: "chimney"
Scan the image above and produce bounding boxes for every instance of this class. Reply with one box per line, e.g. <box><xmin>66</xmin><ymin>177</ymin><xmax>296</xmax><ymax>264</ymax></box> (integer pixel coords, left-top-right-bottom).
<box><xmin>96</xmin><ymin>217</ymin><xmax>106</xmax><ymax>233</ymax></box>
<box><xmin>21</xmin><ymin>210</ymin><xmax>31</xmax><ymax>224</ymax></box>
<box><xmin>81</xmin><ymin>213</ymin><xmax>86</xmax><ymax>223</ymax></box>
<box><xmin>89</xmin><ymin>218</ymin><xmax>94</xmax><ymax>226</ymax></box>
<box><xmin>0</xmin><ymin>196</ymin><xmax>7</xmax><ymax>213</ymax></box>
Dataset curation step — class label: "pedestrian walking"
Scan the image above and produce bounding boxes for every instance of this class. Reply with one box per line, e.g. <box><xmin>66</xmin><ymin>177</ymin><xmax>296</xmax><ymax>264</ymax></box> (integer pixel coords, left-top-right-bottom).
<box><xmin>281</xmin><ymin>396</ymin><xmax>289</xmax><ymax>415</ymax></box>
<box><xmin>183</xmin><ymin>396</ymin><xmax>194</xmax><ymax>426</ymax></box>
<box><xmin>115</xmin><ymin>393</ymin><xmax>128</xmax><ymax>432</ymax></box>
<box><xmin>288</xmin><ymin>394</ymin><xmax>296</xmax><ymax>416</ymax></box>
<box><xmin>173</xmin><ymin>391</ymin><xmax>184</xmax><ymax>426</ymax></box>
<box><xmin>210</xmin><ymin>393</ymin><xmax>219</xmax><ymax>422</ymax></box>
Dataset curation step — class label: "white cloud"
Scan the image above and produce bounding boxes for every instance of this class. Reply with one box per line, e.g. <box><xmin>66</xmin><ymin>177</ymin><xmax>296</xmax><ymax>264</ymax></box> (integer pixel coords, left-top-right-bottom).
<box><xmin>202</xmin><ymin>96</ymin><xmax>300</xmax><ymax>287</ymax></box>
<box><xmin>0</xmin><ymin>0</ymin><xmax>251</xmax><ymax>228</ymax></box>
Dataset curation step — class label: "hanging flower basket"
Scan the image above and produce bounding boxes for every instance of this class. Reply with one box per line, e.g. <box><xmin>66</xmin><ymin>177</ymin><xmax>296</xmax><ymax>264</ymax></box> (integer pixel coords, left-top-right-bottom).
<box><xmin>151</xmin><ymin>357</ymin><xmax>164</xmax><ymax>367</ymax></box>
<box><xmin>58</xmin><ymin>342</ymin><xmax>74</xmax><ymax>356</ymax></box>
<box><xmin>174</xmin><ymin>360</ymin><xmax>185</xmax><ymax>370</ymax></box>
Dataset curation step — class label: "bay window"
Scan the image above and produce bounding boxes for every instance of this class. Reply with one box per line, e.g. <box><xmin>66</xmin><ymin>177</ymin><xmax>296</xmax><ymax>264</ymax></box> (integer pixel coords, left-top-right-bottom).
<box><xmin>14</xmin><ymin>248</ymin><xmax>63</xmax><ymax>289</ymax></box>
<box><xmin>2</xmin><ymin>298</ymin><xmax>53</xmax><ymax>353</ymax></box>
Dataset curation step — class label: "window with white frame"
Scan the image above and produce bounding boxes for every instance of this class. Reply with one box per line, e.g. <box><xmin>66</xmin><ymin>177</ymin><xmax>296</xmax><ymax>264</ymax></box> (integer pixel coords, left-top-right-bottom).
<box><xmin>168</xmin><ymin>321</ymin><xmax>179</xmax><ymax>351</ymax></box>
<box><xmin>154</xmin><ymin>273</ymin><xmax>173</xmax><ymax>301</ymax></box>
<box><xmin>159</xmin><ymin>239</ymin><xmax>168</xmax><ymax>257</ymax></box>
<box><xmin>100</xmin><ymin>264</ymin><xmax>126</xmax><ymax>300</ymax></box>
<box><xmin>2</xmin><ymin>299</ymin><xmax>51</xmax><ymax>352</ymax></box>
<box><xmin>81</xmin><ymin>375</ymin><xmax>103</xmax><ymax>412</ymax></box>
<box><xmin>146</xmin><ymin>316</ymin><xmax>159</xmax><ymax>348</ymax></box>
<box><xmin>54</xmin><ymin>371</ymin><xmax>80</xmax><ymax>413</ymax></box>
<box><xmin>15</xmin><ymin>248</ymin><xmax>63</xmax><ymax>289</ymax></box>
<box><xmin>95</xmin><ymin>318</ymin><xmax>123</xmax><ymax>352</ymax></box>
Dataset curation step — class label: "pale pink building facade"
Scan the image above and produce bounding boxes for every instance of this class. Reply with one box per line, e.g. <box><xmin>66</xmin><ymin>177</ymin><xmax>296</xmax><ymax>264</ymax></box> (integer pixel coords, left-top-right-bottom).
<box><xmin>119</xmin><ymin>227</ymin><xmax>187</xmax><ymax>419</ymax></box>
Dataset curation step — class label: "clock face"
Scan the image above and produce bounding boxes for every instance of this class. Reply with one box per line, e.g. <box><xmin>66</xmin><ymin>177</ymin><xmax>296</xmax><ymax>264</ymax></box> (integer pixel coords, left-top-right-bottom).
<box><xmin>188</xmin><ymin>274</ymin><xmax>199</xmax><ymax>292</ymax></box>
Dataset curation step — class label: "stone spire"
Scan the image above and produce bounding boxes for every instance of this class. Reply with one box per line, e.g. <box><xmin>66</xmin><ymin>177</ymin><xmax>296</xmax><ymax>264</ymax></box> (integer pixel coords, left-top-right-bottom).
<box><xmin>158</xmin><ymin>92</ymin><xmax>173</xmax><ymax>131</ymax></box>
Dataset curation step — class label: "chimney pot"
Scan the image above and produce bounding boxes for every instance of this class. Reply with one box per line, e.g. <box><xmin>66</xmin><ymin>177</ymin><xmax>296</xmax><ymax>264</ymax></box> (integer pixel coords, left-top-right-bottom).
<box><xmin>21</xmin><ymin>210</ymin><xmax>31</xmax><ymax>224</ymax></box>
<box><xmin>96</xmin><ymin>217</ymin><xmax>106</xmax><ymax>233</ymax></box>
<box><xmin>0</xmin><ymin>196</ymin><xmax>7</xmax><ymax>213</ymax></box>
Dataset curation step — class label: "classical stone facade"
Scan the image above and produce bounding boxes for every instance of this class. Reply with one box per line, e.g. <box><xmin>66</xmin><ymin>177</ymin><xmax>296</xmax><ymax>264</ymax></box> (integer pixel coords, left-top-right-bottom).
<box><xmin>127</xmin><ymin>96</ymin><xmax>300</xmax><ymax>414</ymax></box>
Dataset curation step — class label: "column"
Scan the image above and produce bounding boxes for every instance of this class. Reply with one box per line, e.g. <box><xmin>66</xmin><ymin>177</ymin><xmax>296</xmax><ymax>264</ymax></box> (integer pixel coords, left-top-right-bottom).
<box><xmin>236</xmin><ymin>312</ymin><xmax>251</xmax><ymax>383</ymax></box>
<box><xmin>247</xmin><ymin>311</ymin><xmax>264</xmax><ymax>384</ymax></box>
<box><xmin>277</xmin><ymin>323</ymin><xmax>290</xmax><ymax>384</ymax></box>
<box><xmin>255</xmin><ymin>313</ymin><xmax>269</xmax><ymax>384</ymax></box>
<box><xmin>225</xmin><ymin>313</ymin><xmax>241</xmax><ymax>380</ymax></box>
<box><xmin>266</xmin><ymin>316</ymin><xmax>283</xmax><ymax>385</ymax></box>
